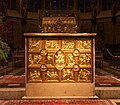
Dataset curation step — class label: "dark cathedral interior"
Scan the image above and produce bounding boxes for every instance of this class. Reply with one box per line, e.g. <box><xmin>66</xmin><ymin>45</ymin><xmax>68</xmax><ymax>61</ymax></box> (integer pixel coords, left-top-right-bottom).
<box><xmin>0</xmin><ymin>0</ymin><xmax>120</xmax><ymax>105</ymax></box>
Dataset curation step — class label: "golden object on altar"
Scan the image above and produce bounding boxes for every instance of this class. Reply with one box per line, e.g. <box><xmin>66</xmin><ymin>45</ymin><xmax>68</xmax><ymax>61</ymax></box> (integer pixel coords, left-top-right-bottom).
<box><xmin>42</xmin><ymin>17</ymin><xmax>77</xmax><ymax>33</ymax></box>
<box><xmin>25</xmin><ymin>33</ymin><xmax>95</xmax><ymax>83</ymax></box>
<box><xmin>24</xmin><ymin>33</ymin><xmax>96</xmax><ymax>98</ymax></box>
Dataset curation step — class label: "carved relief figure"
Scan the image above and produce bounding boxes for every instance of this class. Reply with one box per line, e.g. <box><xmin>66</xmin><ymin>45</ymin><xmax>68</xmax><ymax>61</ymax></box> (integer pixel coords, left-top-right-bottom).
<box><xmin>79</xmin><ymin>54</ymin><xmax>91</xmax><ymax>65</ymax></box>
<box><xmin>45</xmin><ymin>40</ymin><xmax>59</xmax><ymax>50</ymax></box>
<box><xmin>62</xmin><ymin>69</ymin><xmax>74</xmax><ymax>81</ymax></box>
<box><xmin>54</xmin><ymin>50</ymin><xmax>65</xmax><ymax>70</ymax></box>
<box><xmin>46</xmin><ymin>70</ymin><xmax>58</xmax><ymax>81</ymax></box>
<box><xmin>66</xmin><ymin>54</ymin><xmax>75</xmax><ymax>66</ymax></box>
<box><xmin>78</xmin><ymin>40</ymin><xmax>91</xmax><ymax>50</ymax></box>
<box><xmin>78</xmin><ymin>69</ymin><xmax>90</xmax><ymax>81</ymax></box>
<box><xmin>30</xmin><ymin>70</ymin><xmax>41</xmax><ymax>81</ymax></box>
<box><xmin>28</xmin><ymin>38</ymin><xmax>42</xmax><ymax>51</ymax></box>
<box><xmin>29</xmin><ymin>54</ymin><xmax>41</xmax><ymax>66</ymax></box>
<box><xmin>62</xmin><ymin>40</ymin><xmax>74</xmax><ymax>49</ymax></box>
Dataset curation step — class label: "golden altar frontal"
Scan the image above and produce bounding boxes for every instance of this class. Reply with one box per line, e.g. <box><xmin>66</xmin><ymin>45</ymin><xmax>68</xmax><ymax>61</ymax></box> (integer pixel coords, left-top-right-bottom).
<box><xmin>24</xmin><ymin>33</ymin><xmax>96</xmax><ymax>99</ymax></box>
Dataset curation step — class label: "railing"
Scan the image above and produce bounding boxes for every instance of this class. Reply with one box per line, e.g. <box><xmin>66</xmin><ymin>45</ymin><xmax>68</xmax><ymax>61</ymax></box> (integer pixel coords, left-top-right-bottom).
<box><xmin>104</xmin><ymin>48</ymin><xmax>120</xmax><ymax>68</ymax></box>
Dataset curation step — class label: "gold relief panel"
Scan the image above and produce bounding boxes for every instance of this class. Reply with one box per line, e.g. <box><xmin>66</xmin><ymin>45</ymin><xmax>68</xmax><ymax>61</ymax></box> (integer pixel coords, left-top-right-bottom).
<box><xmin>40</xmin><ymin>49</ymin><xmax>48</xmax><ymax>56</ymax></box>
<box><xmin>79</xmin><ymin>54</ymin><xmax>91</xmax><ymax>66</ymax></box>
<box><xmin>45</xmin><ymin>53</ymin><xmax>54</xmax><ymax>66</ymax></box>
<box><xmin>45</xmin><ymin>69</ymin><xmax>59</xmax><ymax>82</ymax></box>
<box><xmin>62</xmin><ymin>40</ymin><xmax>74</xmax><ymax>50</ymax></box>
<box><xmin>66</xmin><ymin>53</ymin><xmax>75</xmax><ymax>67</ymax></box>
<box><xmin>78</xmin><ymin>40</ymin><xmax>92</xmax><ymax>52</ymax></box>
<box><xmin>45</xmin><ymin>40</ymin><xmax>59</xmax><ymax>50</ymax></box>
<box><xmin>28</xmin><ymin>38</ymin><xmax>42</xmax><ymax>51</ymax></box>
<box><xmin>28</xmin><ymin>54</ymin><xmax>42</xmax><ymax>66</ymax></box>
<box><xmin>54</xmin><ymin>50</ymin><xmax>65</xmax><ymax>70</ymax></box>
<box><xmin>78</xmin><ymin>69</ymin><xmax>91</xmax><ymax>82</ymax></box>
<box><xmin>62</xmin><ymin>69</ymin><xmax>75</xmax><ymax>82</ymax></box>
<box><xmin>28</xmin><ymin>69</ymin><xmax>42</xmax><ymax>82</ymax></box>
<box><xmin>42</xmin><ymin>17</ymin><xmax>77</xmax><ymax>33</ymax></box>
<box><xmin>73</xmin><ymin>49</ymin><xmax>80</xmax><ymax>57</ymax></box>
<box><xmin>40</xmin><ymin>64</ymin><xmax>47</xmax><ymax>72</ymax></box>
<box><xmin>73</xmin><ymin>64</ymin><xmax>80</xmax><ymax>72</ymax></box>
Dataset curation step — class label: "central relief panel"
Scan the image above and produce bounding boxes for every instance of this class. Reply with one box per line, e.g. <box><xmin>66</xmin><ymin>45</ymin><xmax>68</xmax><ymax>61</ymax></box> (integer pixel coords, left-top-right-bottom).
<box><xmin>27</xmin><ymin>38</ymin><xmax>92</xmax><ymax>83</ymax></box>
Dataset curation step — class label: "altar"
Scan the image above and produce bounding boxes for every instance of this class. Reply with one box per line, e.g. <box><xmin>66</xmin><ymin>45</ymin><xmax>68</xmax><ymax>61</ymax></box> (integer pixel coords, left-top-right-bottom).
<box><xmin>23</xmin><ymin>32</ymin><xmax>96</xmax><ymax>99</ymax></box>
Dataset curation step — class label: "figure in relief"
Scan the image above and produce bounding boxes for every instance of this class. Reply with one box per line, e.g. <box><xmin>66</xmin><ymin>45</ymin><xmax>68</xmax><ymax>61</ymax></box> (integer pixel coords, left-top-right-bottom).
<box><xmin>46</xmin><ymin>70</ymin><xmax>58</xmax><ymax>81</ymax></box>
<box><xmin>30</xmin><ymin>70</ymin><xmax>41</xmax><ymax>80</ymax></box>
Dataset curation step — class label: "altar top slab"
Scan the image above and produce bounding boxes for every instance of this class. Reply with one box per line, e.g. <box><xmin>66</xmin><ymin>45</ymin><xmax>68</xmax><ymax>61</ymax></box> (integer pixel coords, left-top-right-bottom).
<box><xmin>24</xmin><ymin>33</ymin><xmax>96</xmax><ymax>37</ymax></box>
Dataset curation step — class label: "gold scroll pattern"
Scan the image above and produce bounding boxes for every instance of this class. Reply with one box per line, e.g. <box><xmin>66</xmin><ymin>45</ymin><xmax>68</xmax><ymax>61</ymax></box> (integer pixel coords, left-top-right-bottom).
<box><xmin>28</xmin><ymin>38</ymin><xmax>42</xmax><ymax>51</ymax></box>
<box><xmin>78</xmin><ymin>40</ymin><xmax>91</xmax><ymax>52</ymax></box>
<box><xmin>62</xmin><ymin>40</ymin><xmax>74</xmax><ymax>50</ymax></box>
<box><xmin>42</xmin><ymin>17</ymin><xmax>77</xmax><ymax>33</ymax></box>
<box><xmin>28</xmin><ymin>38</ymin><xmax>93</xmax><ymax>83</ymax></box>
<box><xmin>45</xmin><ymin>40</ymin><xmax>59</xmax><ymax>50</ymax></box>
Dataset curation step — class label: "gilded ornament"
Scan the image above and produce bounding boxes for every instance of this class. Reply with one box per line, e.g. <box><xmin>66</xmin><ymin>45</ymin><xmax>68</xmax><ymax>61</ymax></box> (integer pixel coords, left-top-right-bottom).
<box><xmin>45</xmin><ymin>40</ymin><xmax>59</xmax><ymax>50</ymax></box>
<box><xmin>62</xmin><ymin>40</ymin><xmax>74</xmax><ymax>49</ymax></box>
<box><xmin>78</xmin><ymin>69</ymin><xmax>90</xmax><ymax>81</ymax></box>
<box><xmin>62</xmin><ymin>69</ymin><xmax>74</xmax><ymax>81</ymax></box>
<box><xmin>73</xmin><ymin>64</ymin><xmax>80</xmax><ymax>71</ymax></box>
<box><xmin>46</xmin><ymin>70</ymin><xmax>58</xmax><ymax>81</ymax></box>
<box><xmin>73</xmin><ymin>49</ymin><xmax>80</xmax><ymax>56</ymax></box>
<box><xmin>78</xmin><ymin>40</ymin><xmax>91</xmax><ymax>50</ymax></box>
<box><xmin>40</xmin><ymin>64</ymin><xmax>47</xmax><ymax>71</ymax></box>
<box><xmin>29</xmin><ymin>70</ymin><xmax>41</xmax><ymax>80</ymax></box>
<box><xmin>66</xmin><ymin>54</ymin><xmax>75</xmax><ymax>66</ymax></box>
<box><xmin>79</xmin><ymin>54</ymin><xmax>91</xmax><ymax>65</ymax></box>
<box><xmin>46</xmin><ymin>53</ymin><xmax>54</xmax><ymax>66</ymax></box>
<box><xmin>28</xmin><ymin>38</ymin><xmax>42</xmax><ymax>51</ymax></box>
<box><xmin>42</xmin><ymin>17</ymin><xmax>77</xmax><ymax>33</ymax></box>
<box><xmin>54</xmin><ymin>50</ymin><xmax>65</xmax><ymax>70</ymax></box>
<box><xmin>40</xmin><ymin>49</ymin><xmax>47</xmax><ymax>56</ymax></box>
<box><xmin>28</xmin><ymin>54</ymin><xmax>41</xmax><ymax>65</ymax></box>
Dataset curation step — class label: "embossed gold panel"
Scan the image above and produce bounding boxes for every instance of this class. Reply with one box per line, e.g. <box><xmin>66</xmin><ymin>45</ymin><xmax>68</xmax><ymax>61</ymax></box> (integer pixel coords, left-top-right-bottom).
<box><xmin>27</xmin><ymin>38</ymin><xmax>93</xmax><ymax>83</ymax></box>
<box><xmin>42</xmin><ymin>17</ymin><xmax>77</xmax><ymax>33</ymax></box>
